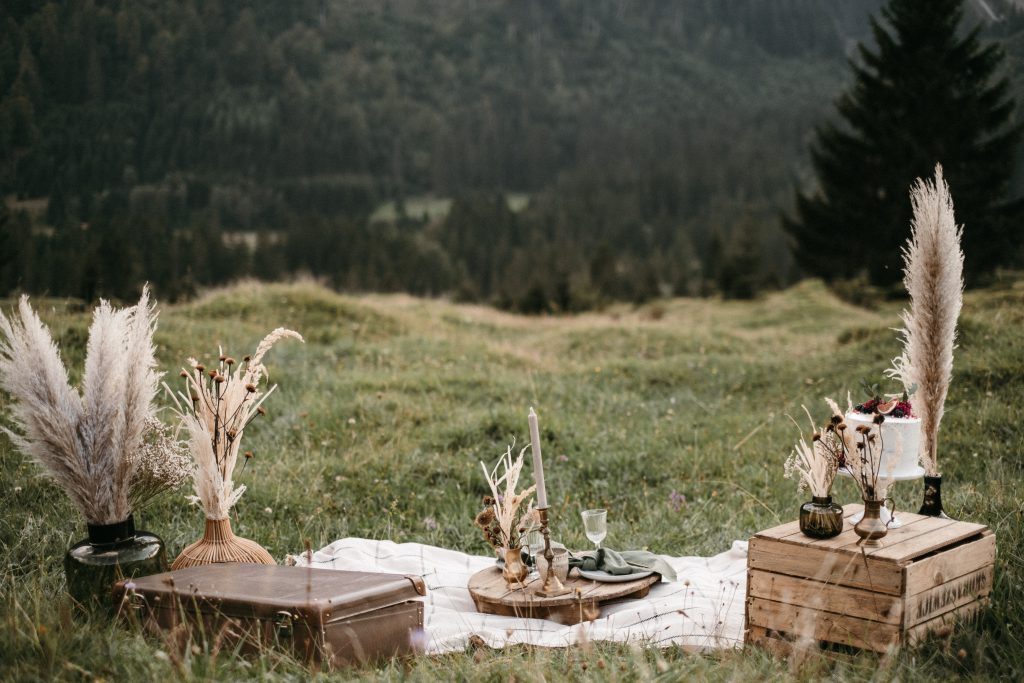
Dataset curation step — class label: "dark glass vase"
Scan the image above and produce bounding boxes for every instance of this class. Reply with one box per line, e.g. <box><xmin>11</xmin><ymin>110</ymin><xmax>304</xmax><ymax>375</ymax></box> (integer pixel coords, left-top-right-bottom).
<box><xmin>64</xmin><ymin>515</ymin><xmax>166</xmax><ymax>608</ymax></box>
<box><xmin>799</xmin><ymin>495</ymin><xmax>845</xmax><ymax>539</ymax></box>
<box><xmin>918</xmin><ymin>474</ymin><xmax>951</xmax><ymax>519</ymax></box>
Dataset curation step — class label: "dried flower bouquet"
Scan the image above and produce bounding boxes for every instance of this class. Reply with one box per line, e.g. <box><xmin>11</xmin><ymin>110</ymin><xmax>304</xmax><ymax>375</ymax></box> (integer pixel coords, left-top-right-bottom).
<box><xmin>474</xmin><ymin>442</ymin><xmax>537</xmax><ymax>552</ymax></box>
<box><xmin>784</xmin><ymin>407</ymin><xmax>842</xmax><ymax>499</ymax></box>
<box><xmin>168</xmin><ymin>327</ymin><xmax>303</xmax><ymax>569</ymax></box>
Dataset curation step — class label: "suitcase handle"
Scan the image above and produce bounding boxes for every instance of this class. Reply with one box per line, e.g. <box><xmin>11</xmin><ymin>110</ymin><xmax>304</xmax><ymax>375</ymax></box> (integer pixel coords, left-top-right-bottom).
<box><xmin>274</xmin><ymin>610</ymin><xmax>295</xmax><ymax>639</ymax></box>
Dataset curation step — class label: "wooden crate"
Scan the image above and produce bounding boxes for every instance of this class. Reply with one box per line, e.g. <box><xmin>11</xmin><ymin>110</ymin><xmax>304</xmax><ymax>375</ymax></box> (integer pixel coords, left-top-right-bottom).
<box><xmin>746</xmin><ymin>504</ymin><xmax>995</xmax><ymax>654</ymax></box>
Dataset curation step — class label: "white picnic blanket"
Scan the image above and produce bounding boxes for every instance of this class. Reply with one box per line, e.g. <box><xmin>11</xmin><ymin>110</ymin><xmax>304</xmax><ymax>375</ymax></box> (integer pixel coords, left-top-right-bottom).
<box><xmin>290</xmin><ymin>538</ymin><xmax>748</xmax><ymax>653</ymax></box>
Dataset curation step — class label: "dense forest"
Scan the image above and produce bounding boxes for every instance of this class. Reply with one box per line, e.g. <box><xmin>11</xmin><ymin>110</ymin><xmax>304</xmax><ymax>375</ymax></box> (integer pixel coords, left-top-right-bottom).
<box><xmin>2</xmin><ymin>0</ymin><xmax>1023</xmax><ymax>309</ymax></box>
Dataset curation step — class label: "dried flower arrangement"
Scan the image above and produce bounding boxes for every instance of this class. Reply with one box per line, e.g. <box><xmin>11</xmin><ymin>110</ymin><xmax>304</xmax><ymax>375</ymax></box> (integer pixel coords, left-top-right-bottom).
<box><xmin>826</xmin><ymin>397</ymin><xmax>896</xmax><ymax>502</ymax></box>
<box><xmin>886</xmin><ymin>164</ymin><xmax>964</xmax><ymax>478</ymax></box>
<box><xmin>784</xmin><ymin>406</ymin><xmax>842</xmax><ymax>498</ymax></box>
<box><xmin>0</xmin><ymin>288</ymin><xmax>188</xmax><ymax>526</ymax></box>
<box><xmin>167</xmin><ymin>327</ymin><xmax>303</xmax><ymax>569</ymax></box>
<box><xmin>474</xmin><ymin>442</ymin><xmax>537</xmax><ymax>552</ymax></box>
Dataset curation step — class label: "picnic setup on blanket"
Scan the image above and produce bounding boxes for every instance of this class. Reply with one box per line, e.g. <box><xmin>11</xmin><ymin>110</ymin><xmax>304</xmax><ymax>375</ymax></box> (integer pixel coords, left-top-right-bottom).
<box><xmin>0</xmin><ymin>167</ymin><xmax>995</xmax><ymax>667</ymax></box>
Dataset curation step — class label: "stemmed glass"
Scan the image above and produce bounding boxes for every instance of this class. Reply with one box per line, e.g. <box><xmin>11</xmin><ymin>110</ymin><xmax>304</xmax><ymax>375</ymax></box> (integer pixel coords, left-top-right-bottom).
<box><xmin>581</xmin><ymin>509</ymin><xmax>607</xmax><ymax>550</ymax></box>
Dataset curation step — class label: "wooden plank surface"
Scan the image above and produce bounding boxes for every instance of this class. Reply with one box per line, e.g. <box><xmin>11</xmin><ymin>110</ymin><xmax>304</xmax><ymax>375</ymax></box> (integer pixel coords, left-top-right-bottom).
<box><xmin>867</xmin><ymin>520</ymin><xmax>988</xmax><ymax>562</ymax></box>
<box><xmin>904</xmin><ymin>565</ymin><xmax>993</xmax><ymax>628</ymax></box>
<box><xmin>753</xmin><ymin>505</ymin><xmax>988</xmax><ymax>564</ymax></box>
<box><xmin>904</xmin><ymin>531</ymin><xmax>996</xmax><ymax>597</ymax></box>
<box><xmin>748</xmin><ymin>537</ymin><xmax>904</xmax><ymax>595</ymax></box>
<box><xmin>746</xmin><ymin>596</ymin><xmax>900</xmax><ymax>653</ymax></box>
<box><xmin>747</xmin><ymin>569</ymin><xmax>902</xmax><ymax>624</ymax></box>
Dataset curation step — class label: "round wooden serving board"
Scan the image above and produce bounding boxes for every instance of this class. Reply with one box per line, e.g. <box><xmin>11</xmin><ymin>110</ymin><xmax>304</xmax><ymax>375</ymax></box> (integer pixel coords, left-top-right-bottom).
<box><xmin>468</xmin><ymin>565</ymin><xmax>660</xmax><ymax>625</ymax></box>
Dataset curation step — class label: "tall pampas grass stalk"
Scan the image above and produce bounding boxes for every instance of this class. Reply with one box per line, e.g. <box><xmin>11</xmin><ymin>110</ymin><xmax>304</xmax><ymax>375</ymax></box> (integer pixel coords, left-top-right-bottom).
<box><xmin>886</xmin><ymin>164</ymin><xmax>964</xmax><ymax>476</ymax></box>
<box><xmin>0</xmin><ymin>287</ymin><xmax>169</xmax><ymax>524</ymax></box>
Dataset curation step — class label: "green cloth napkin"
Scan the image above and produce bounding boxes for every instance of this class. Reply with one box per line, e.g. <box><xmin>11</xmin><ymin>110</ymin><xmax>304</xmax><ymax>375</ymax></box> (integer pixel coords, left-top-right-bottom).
<box><xmin>569</xmin><ymin>548</ymin><xmax>677</xmax><ymax>582</ymax></box>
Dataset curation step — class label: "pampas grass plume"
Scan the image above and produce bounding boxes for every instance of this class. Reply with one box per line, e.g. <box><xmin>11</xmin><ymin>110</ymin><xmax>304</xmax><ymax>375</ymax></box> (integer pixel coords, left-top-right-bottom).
<box><xmin>0</xmin><ymin>287</ymin><xmax>163</xmax><ymax>524</ymax></box>
<box><xmin>887</xmin><ymin>164</ymin><xmax>964</xmax><ymax>476</ymax></box>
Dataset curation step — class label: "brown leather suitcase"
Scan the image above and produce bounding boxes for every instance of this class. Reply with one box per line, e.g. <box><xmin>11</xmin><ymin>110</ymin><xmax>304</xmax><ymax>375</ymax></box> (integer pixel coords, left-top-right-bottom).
<box><xmin>114</xmin><ymin>564</ymin><xmax>426</xmax><ymax>667</ymax></box>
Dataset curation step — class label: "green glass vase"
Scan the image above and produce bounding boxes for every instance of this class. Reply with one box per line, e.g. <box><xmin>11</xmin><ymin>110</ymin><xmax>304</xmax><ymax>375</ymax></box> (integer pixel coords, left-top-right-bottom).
<box><xmin>64</xmin><ymin>515</ymin><xmax>166</xmax><ymax>608</ymax></box>
<box><xmin>798</xmin><ymin>495</ymin><xmax>844</xmax><ymax>539</ymax></box>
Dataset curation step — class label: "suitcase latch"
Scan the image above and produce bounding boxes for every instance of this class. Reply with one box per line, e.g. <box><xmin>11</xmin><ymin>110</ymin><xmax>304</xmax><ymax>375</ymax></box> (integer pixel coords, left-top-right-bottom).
<box><xmin>274</xmin><ymin>610</ymin><xmax>295</xmax><ymax>638</ymax></box>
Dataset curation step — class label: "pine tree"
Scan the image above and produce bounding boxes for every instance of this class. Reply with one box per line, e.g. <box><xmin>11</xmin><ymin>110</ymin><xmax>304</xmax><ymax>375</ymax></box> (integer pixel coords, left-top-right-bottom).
<box><xmin>784</xmin><ymin>0</ymin><xmax>1022</xmax><ymax>287</ymax></box>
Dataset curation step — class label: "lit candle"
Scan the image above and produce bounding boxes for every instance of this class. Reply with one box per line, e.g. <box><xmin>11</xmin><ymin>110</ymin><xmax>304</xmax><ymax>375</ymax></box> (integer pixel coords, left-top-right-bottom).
<box><xmin>529</xmin><ymin>407</ymin><xmax>548</xmax><ymax>508</ymax></box>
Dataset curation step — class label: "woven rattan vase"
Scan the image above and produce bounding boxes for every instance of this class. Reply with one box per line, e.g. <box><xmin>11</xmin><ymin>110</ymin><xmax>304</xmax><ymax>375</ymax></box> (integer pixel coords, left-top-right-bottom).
<box><xmin>171</xmin><ymin>517</ymin><xmax>275</xmax><ymax>569</ymax></box>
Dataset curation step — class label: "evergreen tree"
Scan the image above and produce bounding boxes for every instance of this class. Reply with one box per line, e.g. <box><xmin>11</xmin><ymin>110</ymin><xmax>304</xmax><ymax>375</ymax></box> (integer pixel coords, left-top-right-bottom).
<box><xmin>785</xmin><ymin>0</ymin><xmax>1022</xmax><ymax>287</ymax></box>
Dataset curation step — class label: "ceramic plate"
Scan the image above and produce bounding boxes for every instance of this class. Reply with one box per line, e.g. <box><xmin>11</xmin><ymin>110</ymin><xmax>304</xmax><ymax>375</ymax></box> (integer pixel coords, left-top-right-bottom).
<box><xmin>578</xmin><ymin>569</ymin><xmax>654</xmax><ymax>583</ymax></box>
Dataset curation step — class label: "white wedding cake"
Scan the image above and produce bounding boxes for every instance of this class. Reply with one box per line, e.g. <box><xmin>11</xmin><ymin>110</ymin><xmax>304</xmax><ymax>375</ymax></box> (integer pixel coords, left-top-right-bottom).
<box><xmin>844</xmin><ymin>411</ymin><xmax>923</xmax><ymax>480</ymax></box>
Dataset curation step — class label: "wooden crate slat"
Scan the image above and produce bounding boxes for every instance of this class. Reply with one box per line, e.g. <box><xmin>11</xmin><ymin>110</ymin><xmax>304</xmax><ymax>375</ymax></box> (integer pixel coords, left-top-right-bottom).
<box><xmin>905</xmin><ymin>598</ymin><xmax>988</xmax><ymax>646</ymax></box>
<box><xmin>867</xmin><ymin>520</ymin><xmax>988</xmax><ymax>562</ymax></box>
<box><xmin>904</xmin><ymin>531</ymin><xmax>996</xmax><ymax>597</ymax></box>
<box><xmin>756</xmin><ymin>519</ymin><xmax>803</xmax><ymax>540</ymax></box>
<box><xmin>903</xmin><ymin>564</ymin><xmax>993</xmax><ymax>628</ymax></box>
<box><xmin>834</xmin><ymin>516</ymin><xmax>957</xmax><ymax>556</ymax></box>
<box><xmin>748</xmin><ymin>537</ymin><xmax>904</xmax><ymax>595</ymax></box>
<box><xmin>747</xmin><ymin>596</ymin><xmax>900</xmax><ymax>653</ymax></box>
<box><xmin>747</xmin><ymin>569</ymin><xmax>902</xmax><ymax>624</ymax></box>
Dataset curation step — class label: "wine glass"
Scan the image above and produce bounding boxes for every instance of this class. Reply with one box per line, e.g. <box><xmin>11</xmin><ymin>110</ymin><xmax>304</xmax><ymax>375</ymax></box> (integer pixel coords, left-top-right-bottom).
<box><xmin>581</xmin><ymin>509</ymin><xmax>607</xmax><ymax>550</ymax></box>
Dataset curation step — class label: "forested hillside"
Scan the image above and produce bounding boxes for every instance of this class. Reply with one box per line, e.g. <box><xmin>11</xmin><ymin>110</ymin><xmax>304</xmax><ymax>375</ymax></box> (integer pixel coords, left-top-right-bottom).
<box><xmin>2</xmin><ymin>0</ymin><xmax>1021</xmax><ymax>308</ymax></box>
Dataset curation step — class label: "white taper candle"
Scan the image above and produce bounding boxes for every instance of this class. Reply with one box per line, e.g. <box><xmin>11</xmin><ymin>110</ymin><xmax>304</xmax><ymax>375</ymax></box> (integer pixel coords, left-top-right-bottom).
<box><xmin>528</xmin><ymin>406</ymin><xmax>548</xmax><ymax>508</ymax></box>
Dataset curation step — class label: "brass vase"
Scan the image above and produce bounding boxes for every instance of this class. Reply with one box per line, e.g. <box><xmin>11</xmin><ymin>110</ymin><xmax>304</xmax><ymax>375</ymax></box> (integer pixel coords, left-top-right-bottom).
<box><xmin>918</xmin><ymin>474</ymin><xmax>951</xmax><ymax>519</ymax></box>
<box><xmin>171</xmin><ymin>517</ymin><xmax>275</xmax><ymax>569</ymax></box>
<box><xmin>798</xmin><ymin>495</ymin><xmax>844</xmax><ymax>539</ymax></box>
<box><xmin>854</xmin><ymin>499</ymin><xmax>888</xmax><ymax>547</ymax></box>
<box><xmin>501</xmin><ymin>546</ymin><xmax>528</xmax><ymax>587</ymax></box>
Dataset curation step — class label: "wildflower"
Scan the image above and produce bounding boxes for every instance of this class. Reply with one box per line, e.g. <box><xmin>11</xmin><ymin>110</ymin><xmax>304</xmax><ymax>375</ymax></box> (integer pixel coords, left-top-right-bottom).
<box><xmin>219</xmin><ymin>355</ymin><xmax>227</xmax><ymax>362</ymax></box>
<box><xmin>245</xmin><ymin>383</ymin><xmax>256</xmax><ymax>393</ymax></box>
<box><xmin>214</xmin><ymin>375</ymin><xmax>225</xmax><ymax>384</ymax></box>
<box><xmin>244</xmin><ymin>451</ymin><xmax>253</xmax><ymax>460</ymax></box>
<box><xmin>423</xmin><ymin>516</ymin><xmax>438</xmax><ymax>531</ymax></box>
<box><xmin>225</xmin><ymin>357</ymin><xmax>235</xmax><ymax>365</ymax></box>
<box><xmin>557</xmin><ymin>454</ymin><xmax>569</xmax><ymax>462</ymax></box>
<box><xmin>195</xmin><ymin>363</ymin><xmax>205</xmax><ymax>372</ymax></box>
<box><xmin>667</xmin><ymin>489</ymin><xmax>687</xmax><ymax>512</ymax></box>
<box><xmin>264</xmin><ymin>507</ymin><xmax>273</xmax><ymax>514</ymax></box>
<box><xmin>179</xmin><ymin>370</ymin><xmax>188</xmax><ymax>378</ymax></box>
<box><xmin>257</xmin><ymin>406</ymin><xmax>266</xmax><ymax>416</ymax></box>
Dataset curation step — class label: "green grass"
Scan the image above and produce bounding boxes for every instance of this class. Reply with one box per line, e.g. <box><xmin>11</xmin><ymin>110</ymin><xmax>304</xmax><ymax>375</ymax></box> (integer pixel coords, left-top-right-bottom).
<box><xmin>2</xmin><ymin>278</ymin><xmax>1023</xmax><ymax>681</ymax></box>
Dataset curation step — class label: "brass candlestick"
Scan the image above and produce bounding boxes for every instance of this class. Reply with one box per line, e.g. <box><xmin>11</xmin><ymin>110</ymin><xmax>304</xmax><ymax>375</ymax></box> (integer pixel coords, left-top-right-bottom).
<box><xmin>534</xmin><ymin>506</ymin><xmax>571</xmax><ymax>598</ymax></box>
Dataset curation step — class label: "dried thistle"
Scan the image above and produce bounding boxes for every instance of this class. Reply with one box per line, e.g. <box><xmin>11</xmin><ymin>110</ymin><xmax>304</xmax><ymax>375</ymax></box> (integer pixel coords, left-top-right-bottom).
<box><xmin>167</xmin><ymin>328</ymin><xmax>303</xmax><ymax>519</ymax></box>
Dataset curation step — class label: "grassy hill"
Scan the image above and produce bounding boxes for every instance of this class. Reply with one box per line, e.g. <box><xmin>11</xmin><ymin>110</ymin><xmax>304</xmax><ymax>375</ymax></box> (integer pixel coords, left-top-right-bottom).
<box><xmin>1</xmin><ymin>279</ymin><xmax>1023</xmax><ymax>680</ymax></box>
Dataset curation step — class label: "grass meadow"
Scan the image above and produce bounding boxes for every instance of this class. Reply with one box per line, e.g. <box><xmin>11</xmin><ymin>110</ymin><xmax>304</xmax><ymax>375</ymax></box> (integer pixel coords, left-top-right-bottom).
<box><xmin>1</xmin><ymin>278</ymin><xmax>1022</xmax><ymax>681</ymax></box>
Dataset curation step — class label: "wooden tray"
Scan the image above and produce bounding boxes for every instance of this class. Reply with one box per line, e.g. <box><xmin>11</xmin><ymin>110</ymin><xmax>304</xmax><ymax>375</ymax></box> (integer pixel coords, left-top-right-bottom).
<box><xmin>469</xmin><ymin>565</ymin><xmax>659</xmax><ymax>625</ymax></box>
